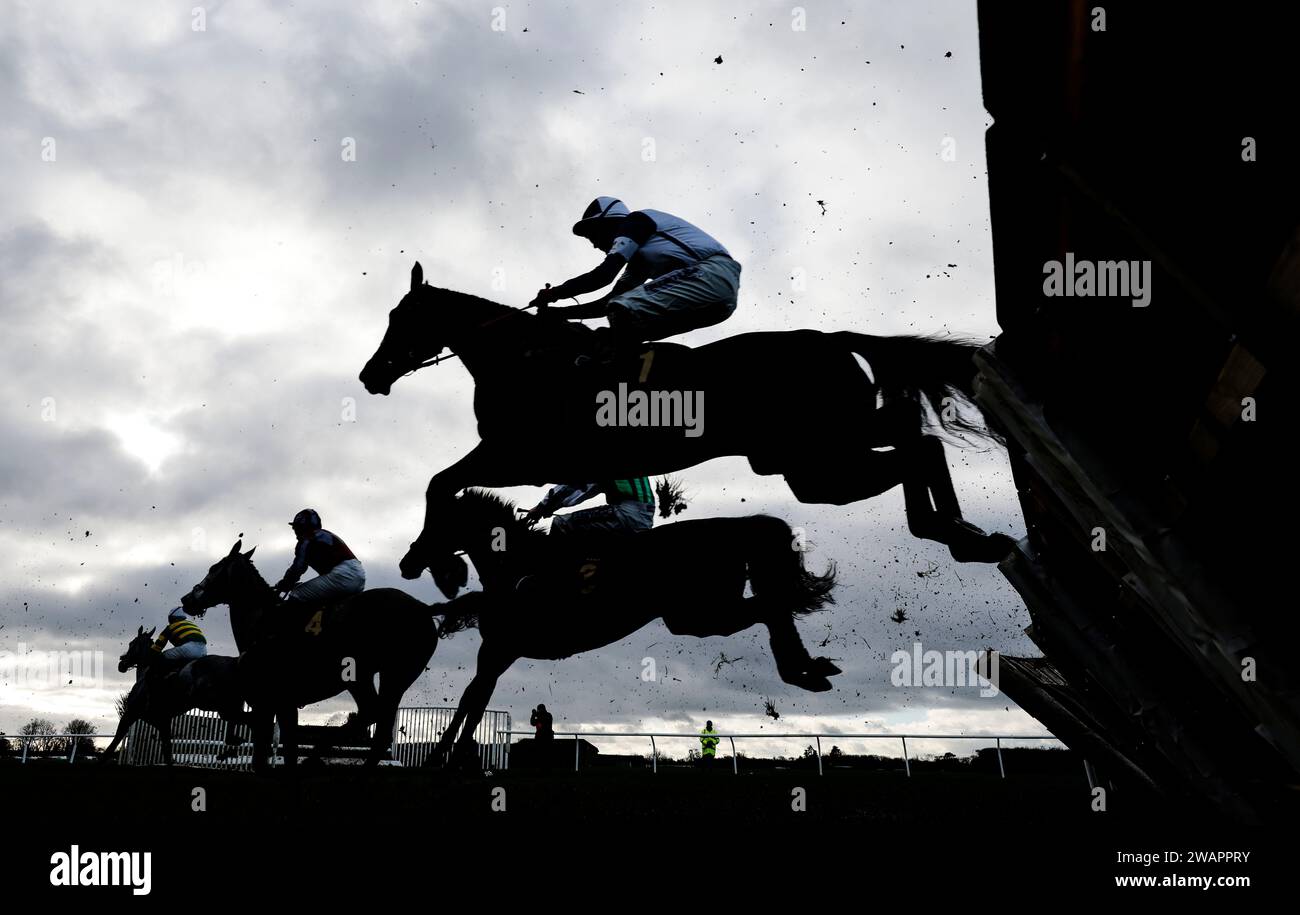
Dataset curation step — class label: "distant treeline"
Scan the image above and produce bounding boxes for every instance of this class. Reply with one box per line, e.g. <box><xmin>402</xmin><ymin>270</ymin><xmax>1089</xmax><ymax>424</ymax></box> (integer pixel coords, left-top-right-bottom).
<box><xmin>1</xmin><ymin>717</ymin><xmax>99</xmax><ymax>758</ymax></box>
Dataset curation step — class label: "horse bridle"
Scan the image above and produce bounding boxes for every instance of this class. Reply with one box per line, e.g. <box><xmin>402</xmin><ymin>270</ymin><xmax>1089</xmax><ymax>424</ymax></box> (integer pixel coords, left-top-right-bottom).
<box><xmin>394</xmin><ymin>291</ymin><xmax>578</xmax><ymax>377</ymax></box>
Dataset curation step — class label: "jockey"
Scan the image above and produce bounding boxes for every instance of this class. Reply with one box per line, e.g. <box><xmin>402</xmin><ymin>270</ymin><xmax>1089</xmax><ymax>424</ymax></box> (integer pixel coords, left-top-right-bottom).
<box><xmin>274</xmin><ymin>509</ymin><xmax>366</xmax><ymax>605</ymax></box>
<box><xmin>524</xmin><ymin>478</ymin><xmax>656</xmax><ymax>536</ymax></box>
<box><xmin>151</xmin><ymin>606</ymin><xmax>207</xmax><ymax>672</ymax></box>
<box><xmin>531</xmin><ymin>197</ymin><xmax>741</xmax><ymax>358</ymax></box>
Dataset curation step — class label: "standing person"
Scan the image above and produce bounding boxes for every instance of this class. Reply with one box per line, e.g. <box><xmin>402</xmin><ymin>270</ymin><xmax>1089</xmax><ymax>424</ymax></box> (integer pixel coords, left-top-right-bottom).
<box><xmin>530</xmin><ymin>703</ymin><xmax>555</xmax><ymax>771</ymax></box>
<box><xmin>699</xmin><ymin>720</ymin><xmax>720</xmax><ymax>767</ymax></box>
<box><xmin>530</xmin><ymin>704</ymin><xmax>554</xmax><ymax>741</ymax></box>
<box><xmin>273</xmin><ymin>509</ymin><xmax>366</xmax><ymax>605</ymax></box>
<box><xmin>531</xmin><ymin>196</ymin><xmax>741</xmax><ymax>359</ymax></box>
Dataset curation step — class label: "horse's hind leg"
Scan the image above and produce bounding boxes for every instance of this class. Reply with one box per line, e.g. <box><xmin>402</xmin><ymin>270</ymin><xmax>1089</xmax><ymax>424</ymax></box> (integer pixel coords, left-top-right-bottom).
<box><xmin>902</xmin><ymin>436</ymin><xmax>1015</xmax><ymax>563</ymax></box>
<box><xmin>426</xmin><ymin>703</ymin><xmax>471</xmax><ymax>767</ymax></box>
<box><xmin>216</xmin><ymin>708</ymin><xmax>246</xmax><ymax>761</ymax></box>
<box><xmin>100</xmin><ymin>712</ymin><xmax>136</xmax><ymax>765</ymax></box>
<box><xmin>788</xmin><ymin>438</ymin><xmax>1012</xmax><ymax>563</ymax></box>
<box><xmin>156</xmin><ymin>719</ymin><xmax>174</xmax><ymax>766</ymax></box>
<box><xmin>347</xmin><ymin>672</ymin><xmax>380</xmax><ymax>727</ymax></box>
<box><xmin>447</xmin><ymin>645</ymin><xmax>515</xmax><ymax>770</ymax></box>
<box><xmin>278</xmin><ymin>707</ymin><xmax>299</xmax><ymax>768</ymax></box>
<box><xmin>763</xmin><ymin>610</ymin><xmax>838</xmax><ymax>692</ymax></box>
<box><xmin>367</xmin><ymin>662</ymin><xmax>424</xmax><ymax>767</ymax></box>
<box><xmin>251</xmin><ymin>710</ymin><xmax>274</xmax><ymax>773</ymax></box>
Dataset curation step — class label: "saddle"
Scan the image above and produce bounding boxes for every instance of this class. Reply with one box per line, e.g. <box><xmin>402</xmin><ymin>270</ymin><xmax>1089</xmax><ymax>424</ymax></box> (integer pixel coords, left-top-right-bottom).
<box><xmin>513</xmin><ymin>530</ymin><xmax>649</xmax><ymax>600</ymax></box>
<box><xmin>524</xmin><ymin>333</ymin><xmax>695</xmax><ymax>388</ymax></box>
<box><xmin>147</xmin><ymin>656</ymin><xmax>197</xmax><ymax>688</ymax></box>
<box><xmin>267</xmin><ymin>597</ymin><xmax>356</xmax><ymax>646</ymax></box>
<box><xmin>583</xmin><ymin>340</ymin><xmax>694</xmax><ymax>386</ymax></box>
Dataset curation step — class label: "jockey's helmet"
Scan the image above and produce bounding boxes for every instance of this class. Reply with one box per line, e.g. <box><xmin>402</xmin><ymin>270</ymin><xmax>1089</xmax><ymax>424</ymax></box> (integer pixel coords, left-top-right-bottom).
<box><xmin>291</xmin><ymin>508</ymin><xmax>322</xmax><ymax>530</ymax></box>
<box><xmin>572</xmin><ymin>196</ymin><xmax>629</xmax><ymax>238</ymax></box>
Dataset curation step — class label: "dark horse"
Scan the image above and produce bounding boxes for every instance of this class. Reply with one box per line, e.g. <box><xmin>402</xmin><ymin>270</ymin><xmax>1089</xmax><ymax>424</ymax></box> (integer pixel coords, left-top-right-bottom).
<box><xmin>359</xmin><ymin>264</ymin><xmax>1016</xmax><ymax>588</ymax></box>
<box><xmin>180</xmin><ymin>541</ymin><xmax>442</xmax><ymax>771</ymax></box>
<box><xmin>101</xmin><ymin>627</ymin><xmax>249</xmax><ymax>765</ymax></box>
<box><xmin>413</xmin><ymin>489</ymin><xmax>839</xmax><ymax>767</ymax></box>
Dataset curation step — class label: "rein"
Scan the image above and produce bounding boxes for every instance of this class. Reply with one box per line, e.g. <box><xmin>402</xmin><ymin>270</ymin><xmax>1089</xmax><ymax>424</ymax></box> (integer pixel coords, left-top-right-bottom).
<box><xmin>401</xmin><ymin>287</ymin><xmax>580</xmax><ymax>376</ymax></box>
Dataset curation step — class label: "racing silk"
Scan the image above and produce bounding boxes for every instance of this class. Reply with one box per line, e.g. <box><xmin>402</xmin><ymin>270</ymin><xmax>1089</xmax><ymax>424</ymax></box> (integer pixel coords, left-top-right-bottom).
<box><xmin>280</xmin><ymin>529</ymin><xmax>357</xmax><ymax>588</ymax></box>
<box><xmin>608</xmin><ymin>209</ymin><xmax>731</xmax><ymax>280</ymax></box>
<box><xmin>699</xmin><ymin>727</ymin><xmax>719</xmax><ymax>757</ymax></box>
<box><xmin>152</xmin><ymin>617</ymin><xmax>207</xmax><ymax>652</ymax></box>
<box><xmin>536</xmin><ymin>478</ymin><xmax>655</xmax><ymax>516</ymax></box>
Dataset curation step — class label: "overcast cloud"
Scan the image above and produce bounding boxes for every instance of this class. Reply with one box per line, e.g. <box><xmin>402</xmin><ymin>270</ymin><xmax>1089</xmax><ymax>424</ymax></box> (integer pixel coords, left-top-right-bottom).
<box><xmin>0</xmin><ymin>0</ymin><xmax>1047</xmax><ymax>757</ymax></box>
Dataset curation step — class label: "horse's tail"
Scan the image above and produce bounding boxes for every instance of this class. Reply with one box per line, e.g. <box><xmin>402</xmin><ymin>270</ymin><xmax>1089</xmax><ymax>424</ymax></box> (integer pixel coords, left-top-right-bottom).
<box><xmin>842</xmin><ymin>332</ymin><xmax>1003</xmax><ymax>446</ymax></box>
<box><xmin>745</xmin><ymin>515</ymin><xmax>837</xmax><ymax>617</ymax></box>
<box><xmin>431</xmin><ymin>592</ymin><xmax>483</xmax><ymax>639</ymax></box>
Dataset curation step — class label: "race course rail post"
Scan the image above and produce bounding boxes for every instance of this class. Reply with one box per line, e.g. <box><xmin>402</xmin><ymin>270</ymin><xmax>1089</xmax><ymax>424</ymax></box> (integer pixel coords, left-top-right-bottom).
<box><xmin>500</xmin><ymin>730</ymin><xmax>1058</xmax><ymax>776</ymax></box>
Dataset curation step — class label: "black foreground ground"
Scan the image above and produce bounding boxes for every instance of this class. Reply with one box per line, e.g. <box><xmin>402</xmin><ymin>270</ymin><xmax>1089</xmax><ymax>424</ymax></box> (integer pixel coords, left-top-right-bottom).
<box><xmin>6</xmin><ymin>762</ymin><xmax>1294</xmax><ymax>894</ymax></box>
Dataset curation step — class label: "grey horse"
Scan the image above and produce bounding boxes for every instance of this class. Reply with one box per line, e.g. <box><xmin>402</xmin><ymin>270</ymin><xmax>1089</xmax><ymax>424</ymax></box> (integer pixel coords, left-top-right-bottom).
<box><xmin>101</xmin><ymin>626</ymin><xmax>250</xmax><ymax>765</ymax></box>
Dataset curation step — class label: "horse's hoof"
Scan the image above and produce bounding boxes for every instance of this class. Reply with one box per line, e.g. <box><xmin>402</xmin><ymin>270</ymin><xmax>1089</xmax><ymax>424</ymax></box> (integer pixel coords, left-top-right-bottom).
<box><xmin>448</xmin><ymin>747</ymin><xmax>481</xmax><ymax>772</ymax></box>
<box><xmin>807</xmin><ymin>658</ymin><xmax>842</xmax><ymax>677</ymax></box>
<box><xmin>949</xmin><ymin>530</ymin><xmax>1017</xmax><ymax>563</ymax></box>
<box><xmin>787</xmin><ymin>673</ymin><xmax>834</xmax><ymax>692</ymax></box>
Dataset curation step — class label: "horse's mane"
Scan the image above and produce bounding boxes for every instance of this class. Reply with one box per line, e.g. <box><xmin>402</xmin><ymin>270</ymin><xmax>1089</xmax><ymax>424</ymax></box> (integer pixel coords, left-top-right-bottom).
<box><xmin>187</xmin><ymin>550</ymin><xmax>276</xmax><ymax>620</ymax></box>
<box><xmin>237</xmin><ymin>552</ymin><xmax>274</xmax><ymax>589</ymax></box>
<box><xmin>458</xmin><ymin>488</ymin><xmax>541</xmax><ymax>541</ymax></box>
<box><xmin>425</xmin><ymin>286</ymin><xmax>595</xmax><ymax>347</ymax></box>
<box><xmin>430</xmin><ymin>286</ymin><xmax>528</xmax><ymax>320</ymax></box>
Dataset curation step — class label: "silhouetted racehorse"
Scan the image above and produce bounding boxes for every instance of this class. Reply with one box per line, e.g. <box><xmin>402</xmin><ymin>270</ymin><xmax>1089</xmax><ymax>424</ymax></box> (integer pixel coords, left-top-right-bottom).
<box><xmin>412</xmin><ymin>489</ymin><xmax>839</xmax><ymax>768</ymax></box>
<box><xmin>359</xmin><ymin>264</ymin><xmax>1016</xmax><ymax>588</ymax></box>
<box><xmin>101</xmin><ymin>627</ymin><xmax>249</xmax><ymax>766</ymax></box>
<box><xmin>180</xmin><ymin>541</ymin><xmax>442</xmax><ymax>771</ymax></box>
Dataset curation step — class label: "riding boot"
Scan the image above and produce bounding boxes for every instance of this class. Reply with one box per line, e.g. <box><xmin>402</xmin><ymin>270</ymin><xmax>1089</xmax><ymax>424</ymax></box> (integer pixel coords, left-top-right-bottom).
<box><xmin>574</xmin><ymin>326</ymin><xmax>636</xmax><ymax>368</ymax></box>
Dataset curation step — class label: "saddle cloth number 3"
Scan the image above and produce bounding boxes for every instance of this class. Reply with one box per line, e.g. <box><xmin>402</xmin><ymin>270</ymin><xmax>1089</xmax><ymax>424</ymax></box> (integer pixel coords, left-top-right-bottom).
<box><xmin>578</xmin><ymin>562</ymin><xmax>599</xmax><ymax>595</ymax></box>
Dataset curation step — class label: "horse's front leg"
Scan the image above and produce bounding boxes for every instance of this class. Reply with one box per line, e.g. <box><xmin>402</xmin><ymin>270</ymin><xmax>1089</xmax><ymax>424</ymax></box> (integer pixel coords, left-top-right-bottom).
<box><xmin>216</xmin><ymin>707</ymin><xmax>247</xmax><ymax>761</ymax></box>
<box><xmin>401</xmin><ymin>442</ymin><xmax>527</xmax><ymax>579</ymax></box>
<box><xmin>400</xmin><ymin>446</ymin><xmax>488</xmax><ymax>579</ymax></box>
<box><xmin>99</xmin><ymin>711</ymin><xmax>136</xmax><ymax>764</ymax></box>
<box><xmin>156</xmin><ymin>719</ymin><xmax>174</xmax><ymax>766</ymax></box>
<box><xmin>764</xmin><ymin>610</ymin><xmax>838</xmax><ymax>692</ymax></box>
<box><xmin>278</xmin><ymin>706</ymin><xmax>299</xmax><ymax>769</ymax></box>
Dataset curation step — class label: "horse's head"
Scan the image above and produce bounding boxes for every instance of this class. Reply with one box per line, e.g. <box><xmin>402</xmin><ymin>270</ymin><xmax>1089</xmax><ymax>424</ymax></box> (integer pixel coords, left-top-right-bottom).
<box><xmin>359</xmin><ymin>262</ymin><xmax>447</xmax><ymax>396</ymax></box>
<box><xmin>417</xmin><ymin>489</ymin><xmax>534</xmax><ymax>598</ymax></box>
<box><xmin>181</xmin><ymin>539</ymin><xmax>258</xmax><ymax>616</ymax></box>
<box><xmin>414</xmin><ymin>493</ymin><xmax>472</xmax><ymax>599</ymax></box>
<box><xmin>118</xmin><ymin>625</ymin><xmax>157</xmax><ymax>673</ymax></box>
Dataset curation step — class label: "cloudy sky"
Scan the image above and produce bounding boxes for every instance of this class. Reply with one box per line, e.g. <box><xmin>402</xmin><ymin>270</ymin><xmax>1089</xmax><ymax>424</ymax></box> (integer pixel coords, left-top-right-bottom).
<box><xmin>0</xmin><ymin>0</ymin><xmax>1051</xmax><ymax>758</ymax></box>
